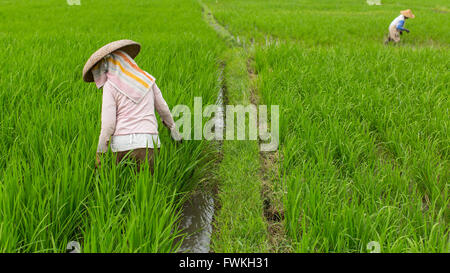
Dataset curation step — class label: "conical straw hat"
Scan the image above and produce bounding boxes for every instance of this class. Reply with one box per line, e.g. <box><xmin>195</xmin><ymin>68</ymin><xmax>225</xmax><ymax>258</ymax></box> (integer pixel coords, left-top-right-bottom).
<box><xmin>82</xmin><ymin>39</ymin><xmax>141</xmax><ymax>82</ymax></box>
<box><xmin>400</xmin><ymin>9</ymin><xmax>415</xmax><ymax>19</ymax></box>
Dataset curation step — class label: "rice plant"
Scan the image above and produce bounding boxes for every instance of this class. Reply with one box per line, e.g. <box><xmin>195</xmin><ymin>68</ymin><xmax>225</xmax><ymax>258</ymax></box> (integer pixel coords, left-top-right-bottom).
<box><xmin>0</xmin><ymin>0</ymin><xmax>224</xmax><ymax>252</ymax></box>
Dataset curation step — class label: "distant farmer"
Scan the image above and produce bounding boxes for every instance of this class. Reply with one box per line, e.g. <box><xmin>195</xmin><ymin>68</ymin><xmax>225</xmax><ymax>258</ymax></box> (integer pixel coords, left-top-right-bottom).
<box><xmin>82</xmin><ymin>40</ymin><xmax>182</xmax><ymax>171</ymax></box>
<box><xmin>385</xmin><ymin>9</ymin><xmax>415</xmax><ymax>44</ymax></box>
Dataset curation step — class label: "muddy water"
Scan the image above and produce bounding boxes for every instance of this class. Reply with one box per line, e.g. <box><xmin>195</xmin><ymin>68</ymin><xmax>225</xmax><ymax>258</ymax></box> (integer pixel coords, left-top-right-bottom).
<box><xmin>177</xmin><ymin>68</ymin><xmax>224</xmax><ymax>253</ymax></box>
<box><xmin>178</xmin><ymin>191</ymin><xmax>215</xmax><ymax>253</ymax></box>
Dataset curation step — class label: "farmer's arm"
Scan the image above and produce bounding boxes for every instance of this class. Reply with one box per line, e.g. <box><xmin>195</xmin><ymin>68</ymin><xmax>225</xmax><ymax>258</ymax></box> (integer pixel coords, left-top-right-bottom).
<box><xmin>153</xmin><ymin>83</ymin><xmax>182</xmax><ymax>142</ymax></box>
<box><xmin>396</xmin><ymin>20</ymin><xmax>409</xmax><ymax>32</ymax></box>
<box><xmin>153</xmin><ymin>83</ymin><xmax>176</xmax><ymax>130</ymax></box>
<box><xmin>97</xmin><ymin>84</ymin><xmax>117</xmax><ymax>153</ymax></box>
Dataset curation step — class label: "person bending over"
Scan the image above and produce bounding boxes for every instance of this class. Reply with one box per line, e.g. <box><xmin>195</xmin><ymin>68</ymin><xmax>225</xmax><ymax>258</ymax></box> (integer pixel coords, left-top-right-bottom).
<box><xmin>82</xmin><ymin>40</ymin><xmax>182</xmax><ymax>172</ymax></box>
<box><xmin>385</xmin><ymin>9</ymin><xmax>415</xmax><ymax>44</ymax></box>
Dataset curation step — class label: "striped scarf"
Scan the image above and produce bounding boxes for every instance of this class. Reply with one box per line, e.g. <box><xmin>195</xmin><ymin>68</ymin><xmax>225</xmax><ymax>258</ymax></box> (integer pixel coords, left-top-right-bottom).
<box><xmin>92</xmin><ymin>50</ymin><xmax>155</xmax><ymax>104</ymax></box>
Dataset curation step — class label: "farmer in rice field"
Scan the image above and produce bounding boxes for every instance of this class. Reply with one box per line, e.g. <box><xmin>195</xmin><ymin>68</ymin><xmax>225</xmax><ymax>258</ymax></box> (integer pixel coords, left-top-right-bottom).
<box><xmin>385</xmin><ymin>9</ymin><xmax>415</xmax><ymax>44</ymax></box>
<box><xmin>82</xmin><ymin>40</ymin><xmax>182</xmax><ymax>171</ymax></box>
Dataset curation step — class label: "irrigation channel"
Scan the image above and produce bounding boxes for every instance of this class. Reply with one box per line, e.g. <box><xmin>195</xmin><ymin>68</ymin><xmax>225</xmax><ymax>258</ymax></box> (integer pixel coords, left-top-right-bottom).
<box><xmin>176</xmin><ymin>0</ymin><xmax>281</xmax><ymax>253</ymax></box>
<box><xmin>177</xmin><ymin>67</ymin><xmax>224</xmax><ymax>253</ymax></box>
<box><xmin>176</xmin><ymin>0</ymin><xmax>263</xmax><ymax>252</ymax></box>
<box><xmin>175</xmin><ymin>0</ymin><xmax>280</xmax><ymax>253</ymax></box>
<box><xmin>178</xmin><ymin>192</ymin><xmax>215</xmax><ymax>252</ymax></box>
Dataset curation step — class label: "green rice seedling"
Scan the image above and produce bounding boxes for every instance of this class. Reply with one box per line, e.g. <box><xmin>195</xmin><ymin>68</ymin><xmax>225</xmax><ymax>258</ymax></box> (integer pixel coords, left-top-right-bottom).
<box><xmin>204</xmin><ymin>0</ymin><xmax>449</xmax><ymax>46</ymax></box>
<box><xmin>254</xmin><ymin>43</ymin><xmax>448</xmax><ymax>252</ymax></box>
<box><xmin>0</xmin><ymin>0</ymin><xmax>224</xmax><ymax>252</ymax></box>
<box><xmin>1</xmin><ymin>0</ymin><xmax>447</xmax><ymax>253</ymax></box>
<box><xmin>204</xmin><ymin>0</ymin><xmax>448</xmax><ymax>252</ymax></box>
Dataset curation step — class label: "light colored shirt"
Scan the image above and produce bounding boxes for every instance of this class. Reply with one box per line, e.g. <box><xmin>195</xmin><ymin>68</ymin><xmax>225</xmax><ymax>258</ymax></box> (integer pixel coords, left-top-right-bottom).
<box><xmin>389</xmin><ymin>15</ymin><xmax>406</xmax><ymax>31</ymax></box>
<box><xmin>97</xmin><ymin>80</ymin><xmax>175</xmax><ymax>152</ymax></box>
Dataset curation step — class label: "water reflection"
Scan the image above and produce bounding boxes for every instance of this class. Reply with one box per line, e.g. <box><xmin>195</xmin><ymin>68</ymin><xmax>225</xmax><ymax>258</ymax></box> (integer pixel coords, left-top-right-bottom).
<box><xmin>178</xmin><ymin>191</ymin><xmax>215</xmax><ymax>253</ymax></box>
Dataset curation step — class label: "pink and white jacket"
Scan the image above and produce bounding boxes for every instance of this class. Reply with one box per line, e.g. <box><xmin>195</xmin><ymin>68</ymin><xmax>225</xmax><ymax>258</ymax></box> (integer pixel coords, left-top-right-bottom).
<box><xmin>92</xmin><ymin>50</ymin><xmax>176</xmax><ymax>153</ymax></box>
<box><xmin>97</xmin><ymin>80</ymin><xmax>175</xmax><ymax>152</ymax></box>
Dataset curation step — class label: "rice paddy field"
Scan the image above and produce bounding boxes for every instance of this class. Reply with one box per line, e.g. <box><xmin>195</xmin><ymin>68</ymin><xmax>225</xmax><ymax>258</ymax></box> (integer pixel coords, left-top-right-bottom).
<box><xmin>0</xmin><ymin>0</ymin><xmax>448</xmax><ymax>253</ymax></box>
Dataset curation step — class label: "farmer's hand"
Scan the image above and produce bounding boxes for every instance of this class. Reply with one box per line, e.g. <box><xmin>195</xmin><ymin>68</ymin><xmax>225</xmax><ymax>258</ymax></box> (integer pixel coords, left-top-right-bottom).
<box><xmin>95</xmin><ymin>153</ymin><xmax>101</xmax><ymax>169</ymax></box>
<box><xmin>170</xmin><ymin>128</ymin><xmax>183</xmax><ymax>144</ymax></box>
<box><xmin>404</xmin><ymin>29</ymin><xmax>410</xmax><ymax>33</ymax></box>
<box><xmin>163</xmin><ymin>120</ymin><xmax>183</xmax><ymax>144</ymax></box>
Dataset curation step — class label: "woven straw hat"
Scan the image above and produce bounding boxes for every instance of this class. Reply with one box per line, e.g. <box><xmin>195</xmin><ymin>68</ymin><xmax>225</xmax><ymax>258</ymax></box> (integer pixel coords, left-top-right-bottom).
<box><xmin>400</xmin><ymin>9</ymin><xmax>415</xmax><ymax>19</ymax></box>
<box><xmin>82</xmin><ymin>39</ymin><xmax>141</xmax><ymax>82</ymax></box>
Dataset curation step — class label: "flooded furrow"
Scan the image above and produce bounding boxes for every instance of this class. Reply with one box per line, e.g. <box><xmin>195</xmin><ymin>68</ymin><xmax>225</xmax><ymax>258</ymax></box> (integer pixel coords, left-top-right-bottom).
<box><xmin>177</xmin><ymin>66</ymin><xmax>224</xmax><ymax>253</ymax></box>
<box><xmin>177</xmin><ymin>191</ymin><xmax>215</xmax><ymax>253</ymax></box>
